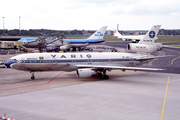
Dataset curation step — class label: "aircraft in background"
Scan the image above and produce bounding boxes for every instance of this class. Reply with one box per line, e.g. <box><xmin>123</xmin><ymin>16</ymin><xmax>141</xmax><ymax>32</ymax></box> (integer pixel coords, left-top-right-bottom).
<box><xmin>0</xmin><ymin>60</ymin><xmax>4</xmax><ymax>65</ymax></box>
<box><xmin>113</xmin><ymin>25</ymin><xmax>160</xmax><ymax>43</ymax></box>
<box><xmin>18</xmin><ymin>26</ymin><xmax>107</xmax><ymax>52</ymax></box>
<box><xmin>18</xmin><ymin>37</ymin><xmax>37</xmax><ymax>42</ymax></box>
<box><xmin>5</xmin><ymin>27</ymin><xmax>164</xmax><ymax>80</ymax></box>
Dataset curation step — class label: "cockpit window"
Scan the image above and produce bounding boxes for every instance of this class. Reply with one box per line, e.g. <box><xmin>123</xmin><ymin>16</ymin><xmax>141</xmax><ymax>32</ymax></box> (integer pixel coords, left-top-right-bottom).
<box><xmin>11</xmin><ymin>59</ymin><xmax>17</xmax><ymax>62</ymax></box>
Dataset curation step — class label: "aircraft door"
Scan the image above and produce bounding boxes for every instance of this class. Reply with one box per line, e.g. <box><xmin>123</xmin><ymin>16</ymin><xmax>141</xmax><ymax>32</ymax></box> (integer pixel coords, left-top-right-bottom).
<box><xmin>52</xmin><ymin>58</ymin><xmax>57</xmax><ymax>64</ymax></box>
<box><xmin>88</xmin><ymin>58</ymin><xmax>92</xmax><ymax>64</ymax></box>
<box><xmin>21</xmin><ymin>58</ymin><xmax>25</xmax><ymax>65</ymax></box>
<box><xmin>72</xmin><ymin>59</ymin><xmax>76</xmax><ymax>62</ymax></box>
<box><xmin>129</xmin><ymin>58</ymin><xmax>134</xmax><ymax>64</ymax></box>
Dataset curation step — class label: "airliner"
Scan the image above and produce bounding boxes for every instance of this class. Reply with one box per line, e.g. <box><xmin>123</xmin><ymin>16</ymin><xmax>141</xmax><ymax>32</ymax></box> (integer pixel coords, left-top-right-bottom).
<box><xmin>0</xmin><ymin>60</ymin><xmax>4</xmax><ymax>65</ymax></box>
<box><xmin>18</xmin><ymin>26</ymin><xmax>107</xmax><ymax>51</ymax></box>
<box><xmin>113</xmin><ymin>25</ymin><xmax>159</xmax><ymax>43</ymax></box>
<box><xmin>5</xmin><ymin>26</ymin><xmax>164</xmax><ymax>80</ymax></box>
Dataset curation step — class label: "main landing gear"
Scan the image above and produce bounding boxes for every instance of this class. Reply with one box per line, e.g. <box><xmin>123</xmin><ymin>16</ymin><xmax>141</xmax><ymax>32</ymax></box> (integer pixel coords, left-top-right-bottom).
<box><xmin>98</xmin><ymin>70</ymin><xmax>109</xmax><ymax>79</ymax></box>
<box><xmin>30</xmin><ymin>72</ymin><xmax>35</xmax><ymax>80</ymax></box>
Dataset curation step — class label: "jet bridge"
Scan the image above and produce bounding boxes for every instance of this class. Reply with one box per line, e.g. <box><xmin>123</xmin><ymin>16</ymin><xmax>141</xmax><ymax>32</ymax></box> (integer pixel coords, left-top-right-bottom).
<box><xmin>20</xmin><ymin>34</ymin><xmax>67</xmax><ymax>52</ymax></box>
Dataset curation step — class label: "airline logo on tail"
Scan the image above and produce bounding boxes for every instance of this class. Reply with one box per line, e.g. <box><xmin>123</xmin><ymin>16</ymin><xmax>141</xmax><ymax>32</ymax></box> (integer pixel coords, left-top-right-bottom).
<box><xmin>88</xmin><ymin>26</ymin><xmax>107</xmax><ymax>39</ymax></box>
<box><xmin>139</xmin><ymin>25</ymin><xmax>161</xmax><ymax>44</ymax></box>
<box><xmin>113</xmin><ymin>29</ymin><xmax>121</xmax><ymax>37</ymax></box>
<box><xmin>149</xmin><ymin>31</ymin><xmax>155</xmax><ymax>38</ymax></box>
<box><xmin>95</xmin><ymin>31</ymin><xmax>103</xmax><ymax>36</ymax></box>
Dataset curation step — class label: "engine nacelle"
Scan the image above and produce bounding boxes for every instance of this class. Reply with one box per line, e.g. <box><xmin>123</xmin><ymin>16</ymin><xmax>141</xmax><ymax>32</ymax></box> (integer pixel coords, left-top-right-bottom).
<box><xmin>60</xmin><ymin>45</ymin><xmax>68</xmax><ymax>51</ymax></box>
<box><xmin>154</xmin><ymin>43</ymin><xmax>163</xmax><ymax>51</ymax></box>
<box><xmin>76</xmin><ymin>69</ymin><xmax>97</xmax><ymax>78</ymax></box>
<box><xmin>122</xmin><ymin>38</ymin><xmax>126</xmax><ymax>41</ymax></box>
<box><xmin>46</xmin><ymin>44</ymin><xmax>57</xmax><ymax>51</ymax></box>
<box><xmin>127</xmin><ymin>43</ymin><xmax>162</xmax><ymax>53</ymax></box>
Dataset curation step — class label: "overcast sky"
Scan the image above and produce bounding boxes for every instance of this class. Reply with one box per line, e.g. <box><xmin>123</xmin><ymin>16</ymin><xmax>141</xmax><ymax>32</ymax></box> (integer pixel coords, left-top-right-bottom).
<box><xmin>0</xmin><ymin>0</ymin><xmax>180</xmax><ymax>30</ymax></box>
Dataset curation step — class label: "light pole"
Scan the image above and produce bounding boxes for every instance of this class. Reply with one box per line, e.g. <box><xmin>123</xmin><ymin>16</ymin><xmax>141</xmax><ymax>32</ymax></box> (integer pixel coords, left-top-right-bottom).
<box><xmin>19</xmin><ymin>16</ymin><xmax>21</xmax><ymax>36</ymax></box>
<box><xmin>2</xmin><ymin>17</ymin><xmax>5</xmax><ymax>35</ymax></box>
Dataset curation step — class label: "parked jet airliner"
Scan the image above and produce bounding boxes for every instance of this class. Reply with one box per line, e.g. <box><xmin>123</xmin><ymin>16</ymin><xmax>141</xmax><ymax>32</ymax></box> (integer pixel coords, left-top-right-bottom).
<box><xmin>5</xmin><ymin>25</ymin><xmax>163</xmax><ymax>80</ymax></box>
<box><xmin>18</xmin><ymin>26</ymin><xmax>107</xmax><ymax>51</ymax></box>
<box><xmin>113</xmin><ymin>25</ymin><xmax>159</xmax><ymax>43</ymax></box>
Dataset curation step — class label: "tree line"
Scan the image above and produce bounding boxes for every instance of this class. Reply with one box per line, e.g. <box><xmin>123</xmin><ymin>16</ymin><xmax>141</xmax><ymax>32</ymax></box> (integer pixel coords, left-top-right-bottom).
<box><xmin>1</xmin><ymin>29</ymin><xmax>180</xmax><ymax>36</ymax></box>
<box><xmin>0</xmin><ymin>29</ymin><xmax>95</xmax><ymax>36</ymax></box>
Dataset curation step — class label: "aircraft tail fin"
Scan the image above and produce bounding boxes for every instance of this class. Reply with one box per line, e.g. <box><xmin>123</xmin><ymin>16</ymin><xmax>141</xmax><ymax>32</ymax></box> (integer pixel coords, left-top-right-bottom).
<box><xmin>139</xmin><ymin>25</ymin><xmax>161</xmax><ymax>44</ymax></box>
<box><xmin>113</xmin><ymin>29</ymin><xmax>122</xmax><ymax>37</ymax></box>
<box><xmin>88</xmin><ymin>26</ymin><xmax>107</xmax><ymax>39</ymax></box>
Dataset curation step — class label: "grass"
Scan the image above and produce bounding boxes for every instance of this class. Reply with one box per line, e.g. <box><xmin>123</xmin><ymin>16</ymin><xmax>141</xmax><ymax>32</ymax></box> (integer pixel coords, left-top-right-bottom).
<box><xmin>156</xmin><ymin>36</ymin><xmax>180</xmax><ymax>43</ymax></box>
<box><xmin>104</xmin><ymin>36</ymin><xmax>180</xmax><ymax>42</ymax></box>
<box><xmin>66</xmin><ymin>36</ymin><xmax>121</xmax><ymax>41</ymax></box>
<box><xmin>169</xmin><ymin>45</ymin><xmax>180</xmax><ymax>48</ymax></box>
<box><xmin>24</xmin><ymin>35</ymin><xmax>180</xmax><ymax>43</ymax></box>
<box><xmin>67</xmin><ymin>36</ymin><xmax>180</xmax><ymax>42</ymax></box>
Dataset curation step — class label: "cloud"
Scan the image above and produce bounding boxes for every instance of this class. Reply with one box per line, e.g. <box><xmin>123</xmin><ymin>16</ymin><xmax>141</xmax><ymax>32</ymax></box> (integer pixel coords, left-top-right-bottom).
<box><xmin>0</xmin><ymin>0</ymin><xmax>180</xmax><ymax>30</ymax></box>
<box><xmin>111</xmin><ymin>0</ymin><xmax>180</xmax><ymax>15</ymax></box>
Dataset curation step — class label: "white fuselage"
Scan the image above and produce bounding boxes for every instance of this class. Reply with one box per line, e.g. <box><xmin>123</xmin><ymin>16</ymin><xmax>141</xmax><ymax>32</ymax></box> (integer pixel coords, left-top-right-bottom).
<box><xmin>7</xmin><ymin>52</ymin><xmax>151</xmax><ymax>72</ymax></box>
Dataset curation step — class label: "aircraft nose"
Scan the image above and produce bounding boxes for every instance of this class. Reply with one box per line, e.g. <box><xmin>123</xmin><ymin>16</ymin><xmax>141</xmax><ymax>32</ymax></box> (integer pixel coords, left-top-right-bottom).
<box><xmin>5</xmin><ymin>60</ymin><xmax>12</xmax><ymax>68</ymax></box>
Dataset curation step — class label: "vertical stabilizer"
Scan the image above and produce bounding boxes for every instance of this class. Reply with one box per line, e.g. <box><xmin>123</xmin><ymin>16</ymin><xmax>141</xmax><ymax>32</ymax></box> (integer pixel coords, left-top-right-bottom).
<box><xmin>113</xmin><ymin>29</ymin><xmax>122</xmax><ymax>37</ymax></box>
<box><xmin>88</xmin><ymin>26</ymin><xmax>107</xmax><ymax>39</ymax></box>
<box><xmin>139</xmin><ymin>25</ymin><xmax>161</xmax><ymax>44</ymax></box>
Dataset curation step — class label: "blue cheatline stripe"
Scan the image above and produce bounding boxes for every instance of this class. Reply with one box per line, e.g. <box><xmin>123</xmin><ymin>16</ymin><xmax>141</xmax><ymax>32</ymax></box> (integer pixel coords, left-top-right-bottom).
<box><xmin>6</xmin><ymin>58</ymin><xmax>137</xmax><ymax>67</ymax></box>
<box><xmin>19</xmin><ymin>58</ymin><xmax>137</xmax><ymax>63</ymax></box>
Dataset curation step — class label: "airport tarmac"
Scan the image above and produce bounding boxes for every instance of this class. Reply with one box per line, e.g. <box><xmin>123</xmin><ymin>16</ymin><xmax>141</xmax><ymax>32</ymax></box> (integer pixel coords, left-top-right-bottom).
<box><xmin>0</xmin><ymin>42</ymin><xmax>180</xmax><ymax>120</ymax></box>
<box><xmin>0</xmin><ymin>70</ymin><xmax>179</xmax><ymax>120</ymax></box>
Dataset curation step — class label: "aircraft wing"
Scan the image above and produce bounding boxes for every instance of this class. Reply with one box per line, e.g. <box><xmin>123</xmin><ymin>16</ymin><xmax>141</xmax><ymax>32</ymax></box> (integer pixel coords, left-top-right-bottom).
<box><xmin>113</xmin><ymin>29</ymin><xmax>144</xmax><ymax>40</ymax></box>
<box><xmin>75</xmin><ymin>55</ymin><xmax>172</xmax><ymax>71</ymax></box>
<box><xmin>135</xmin><ymin>55</ymin><xmax>174</xmax><ymax>61</ymax></box>
<box><xmin>76</xmin><ymin>64</ymin><xmax>162</xmax><ymax>71</ymax></box>
<box><xmin>116</xmin><ymin>35</ymin><xmax>143</xmax><ymax>40</ymax></box>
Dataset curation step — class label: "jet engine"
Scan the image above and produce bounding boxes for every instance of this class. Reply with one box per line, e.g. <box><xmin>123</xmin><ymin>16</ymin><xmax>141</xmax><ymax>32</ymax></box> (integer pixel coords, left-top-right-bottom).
<box><xmin>76</xmin><ymin>69</ymin><xmax>97</xmax><ymax>78</ymax></box>
<box><xmin>59</xmin><ymin>45</ymin><xmax>68</xmax><ymax>51</ymax></box>
<box><xmin>127</xmin><ymin>43</ymin><xmax>162</xmax><ymax>53</ymax></box>
<box><xmin>121</xmin><ymin>38</ymin><xmax>126</xmax><ymax>41</ymax></box>
<box><xmin>46</xmin><ymin>44</ymin><xmax>57</xmax><ymax>51</ymax></box>
<box><xmin>46</xmin><ymin>44</ymin><xmax>69</xmax><ymax>51</ymax></box>
<box><xmin>154</xmin><ymin>43</ymin><xmax>163</xmax><ymax>51</ymax></box>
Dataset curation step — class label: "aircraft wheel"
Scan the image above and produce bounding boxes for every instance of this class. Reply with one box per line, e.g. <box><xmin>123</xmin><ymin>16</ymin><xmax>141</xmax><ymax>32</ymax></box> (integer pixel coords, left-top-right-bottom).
<box><xmin>31</xmin><ymin>76</ymin><xmax>35</xmax><ymax>80</ymax></box>
<box><xmin>104</xmin><ymin>75</ymin><xmax>109</xmax><ymax>79</ymax></box>
<box><xmin>72</xmin><ymin>48</ymin><xmax>76</xmax><ymax>51</ymax></box>
<box><xmin>98</xmin><ymin>72</ymin><xmax>103</xmax><ymax>79</ymax></box>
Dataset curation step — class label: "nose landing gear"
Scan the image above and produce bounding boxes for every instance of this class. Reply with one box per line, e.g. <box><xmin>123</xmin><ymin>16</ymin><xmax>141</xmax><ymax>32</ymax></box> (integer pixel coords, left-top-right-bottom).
<box><xmin>30</xmin><ymin>72</ymin><xmax>35</xmax><ymax>80</ymax></box>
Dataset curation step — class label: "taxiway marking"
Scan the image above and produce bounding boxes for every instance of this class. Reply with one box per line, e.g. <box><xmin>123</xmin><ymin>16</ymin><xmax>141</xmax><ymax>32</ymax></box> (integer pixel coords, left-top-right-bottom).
<box><xmin>169</xmin><ymin>56</ymin><xmax>180</xmax><ymax>66</ymax></box>
<box><xmin>0</xmin><ymin>72</ymin><xmax>64</xmax><ymax>92</ymax></box>
<box><xmin>164</xmin><ymin>48</ymin><xmax>180</xmax><ymax>66</ymax></box>
<box><xmin>161</xmin><ymin>76</ymin><xmax>170</xmax><ymax>120</ymax></box>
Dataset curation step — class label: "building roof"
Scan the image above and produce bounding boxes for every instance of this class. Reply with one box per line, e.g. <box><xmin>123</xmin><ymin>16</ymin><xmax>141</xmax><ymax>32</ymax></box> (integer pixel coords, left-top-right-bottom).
<box><xmin>0</xmin><ymin>36</ymin><xmax>23</xmax><ymax>41</ymax></box>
